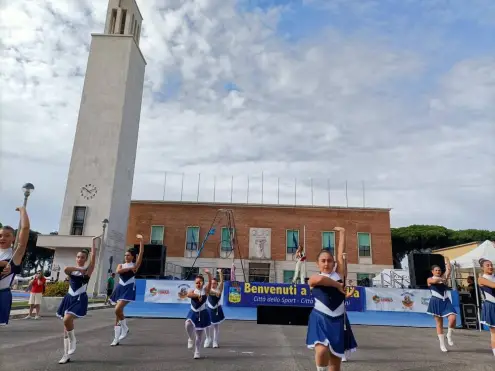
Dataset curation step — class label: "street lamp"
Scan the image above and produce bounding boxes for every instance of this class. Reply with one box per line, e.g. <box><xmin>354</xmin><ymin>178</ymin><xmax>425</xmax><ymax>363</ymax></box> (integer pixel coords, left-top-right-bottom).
<box><xmin>13</xmin><ymin>183</ymin><xmax>35</xmax><ymax>250</ymax></box>
<box><xmin>93</xmin><ymin>218</ymin><xmax>109</xmax><ymax>297</ymax></box>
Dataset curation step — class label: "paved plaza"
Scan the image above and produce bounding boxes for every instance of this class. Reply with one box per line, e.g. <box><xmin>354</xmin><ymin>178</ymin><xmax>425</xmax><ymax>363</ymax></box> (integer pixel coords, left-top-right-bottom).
<box><xmin>1</xmin><ymin>309</ymin><xmax>492</xmax><ymax>371</ymax></box>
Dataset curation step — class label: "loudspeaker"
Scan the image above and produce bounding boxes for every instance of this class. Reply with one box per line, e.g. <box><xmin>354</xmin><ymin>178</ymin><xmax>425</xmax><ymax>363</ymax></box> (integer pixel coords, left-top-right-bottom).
<box><xmin>257</xmin><ymin>305</ymin><xmax>312</xmax><ymax>326</ymax></box>
<box><xmin>408</xmin><ymin>253</ymin><xmax>445</xmax><ymax>289</ymax></box>
<box><xmin>134</xmin><ymin>244</ymin><xmax>166</xmax><ymax>278</ymax></box>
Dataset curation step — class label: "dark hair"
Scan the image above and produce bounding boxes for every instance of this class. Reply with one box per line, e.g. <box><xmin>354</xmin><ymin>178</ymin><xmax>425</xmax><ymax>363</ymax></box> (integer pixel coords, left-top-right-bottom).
<box><xmin>196</xmin><ymin>274</ymin><xmax>204</xmax><ymax>282</ymax></box>
<box><xmin>0</xmin><ymin>225</ymin><xmax>15</xmax><ymax>235</ymax></box>
<box><xmin>316</xmin><ymin>249</ymin><xmax>334</xmax><ymax>261</ymax></box>
<box><xmin>431</xmin><ymin>265</ymin><xmax>441</xmax><ymax>271</ymax></box>
<box><xmin>126</xmin><ymin>248</ymin><xmax>137</xmax><ymax>257</ymax></box>
<box><xmin>479</xmin><ymin>258</ymin><xmax>489</xmax><ymax>267</ymax></box>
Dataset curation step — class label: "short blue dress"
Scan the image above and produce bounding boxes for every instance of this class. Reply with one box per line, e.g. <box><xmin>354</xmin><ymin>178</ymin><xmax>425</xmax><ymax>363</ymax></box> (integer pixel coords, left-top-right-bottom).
<box><xmin>480</xmin><ymin>274</ymin><xmax>495</xmax><ymax>328</ymax></box>
<box><xmin>426</xmin><ymin>282</ymin><xmax>457</xmax><ymax>317</ymax></box>
<box><xmin>56</xmin><ymin>271</ymin><xmax>90</xmax><ymax>319</ymax></box>
<box><xmin>306</xmin><ymin>272</ymin><xmax>358</xmax><ymax>358</ymax></box>
<box><xmin>110</xmin><ymin>263</ymin><xmax>136</xmax><ymax>304</ymax></box>
<box><xmin>186</xmin><ymin>289</ymin><xmax>211</xmax><ymax>331</ymax></box>
<box><xmin>207</xmin><ymin>289</ymin><xmax>225</xmax><ymax>325</ymax></box>
<box><xmin>0</xmin><ymin>247</ymin><xmax>21</xmax><ymax>325</ymax></box>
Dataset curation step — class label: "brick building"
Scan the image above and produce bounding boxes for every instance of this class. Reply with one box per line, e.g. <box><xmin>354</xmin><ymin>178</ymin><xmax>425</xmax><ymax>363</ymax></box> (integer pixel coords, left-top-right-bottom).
<box><xmin>126</xmin><ymin>200</ymin><xmax>393</xmax><ymax>284</ymax></box>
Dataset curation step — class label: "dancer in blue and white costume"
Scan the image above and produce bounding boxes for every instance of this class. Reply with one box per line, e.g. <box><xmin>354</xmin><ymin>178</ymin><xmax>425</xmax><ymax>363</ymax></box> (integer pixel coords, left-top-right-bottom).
<box><xmin>57</xmin><ymin>238</ymin><xmax>97</xmax><ymax>364</ymax></box>
<box><xmin>204</xmin><ymin>269</ymin><xmax>225</xmax><ymax>349</ymax></box>
<box><xmin>478</xmin><ymin>258</ymin><xmax>495</xmax><ymax>357</ymax></box>
<box><xmin>0</xmin><ymin>206</ymin><xmax>30</xmax><ymax>326</ymax></box>
<box><xmin>185</xmin><ymin>269</ymin><xmax>213</xmax><ymax>359</ymax></box>
<box><xmin>109</xmin><ymin>234</ymin><xmax>144</xmax><ymax>346</ymax></box>
<box><xmin>426</xmin><ymin>257</ymin><xmax>456</xmax><ymax>352</ymax></box>
<box><xmin>307</xmin><ymin>227</ymin><xmax>357</xmax><ymax>371</ymax></box>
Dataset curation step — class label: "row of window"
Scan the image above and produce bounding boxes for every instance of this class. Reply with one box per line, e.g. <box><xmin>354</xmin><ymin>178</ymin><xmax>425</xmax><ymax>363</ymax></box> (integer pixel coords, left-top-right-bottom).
<box><xmin>69</xmin><ymin>207</ymin><xmax>371</xmax><ymax>258</ymax></box>
<box><xmin>282</xmin><ymin>270</ymin><xmax>376</xmax><ymax>286</ymax></box>
<box><xmin>150</xmin><ymin>225</ymin><xmax>372</xmax><ymax>258</ymax></box>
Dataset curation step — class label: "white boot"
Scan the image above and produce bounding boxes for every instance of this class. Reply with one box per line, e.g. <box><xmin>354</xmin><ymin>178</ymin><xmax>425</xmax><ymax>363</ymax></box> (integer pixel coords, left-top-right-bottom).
<box><xmin>119</xmin><ymin>319</ymin><xmax>129</xmax><ymax>341</ymax></box>
<box><xmin>111</xmin><ymin>326</ymin><xmax>121</xmax><ymax>346</ymax></box>
<box><xmin>67</xmin><ymin>330</ymin><xmax>77</xmax><ymax>355</ymax></box>
<box><xmin>204</xmin><ymin>336</ymin><xmax>212</xmax><ymax>348</ymax></box>
<box><xmin>446</xmin><ymin>328</ymin><xmax>454</xmax><ymax>346</ymax></box>
<box><xmin>58</xmin><ymin>338</ymin><xmax>71</xmax><ymax>364</ymax></box>
<box><xmin>188</xmin><ymin>339</ymin><xmax>193</xmax><ymax>349</ymax></box>
<box><xmin>438</xmin><ymin>334</ymin><xmax>448</xmax><ymax>352</ymax></box>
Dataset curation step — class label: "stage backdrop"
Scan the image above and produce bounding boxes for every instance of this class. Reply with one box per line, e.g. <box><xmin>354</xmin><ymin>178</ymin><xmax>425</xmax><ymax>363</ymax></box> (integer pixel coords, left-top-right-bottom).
<box><xmin>225</xmin><ymin>282</ymin><xmax>365</xmax><ymax>311</ymax></box>
<box><xmin>365</xmin><ymin>287</ymin><xmax>452</xmax><ymax>313</ymax></box>
<box><xmin>144</xmin><ymin>280</ymin><xmax>195</xmax><ymax>304</ymax></box>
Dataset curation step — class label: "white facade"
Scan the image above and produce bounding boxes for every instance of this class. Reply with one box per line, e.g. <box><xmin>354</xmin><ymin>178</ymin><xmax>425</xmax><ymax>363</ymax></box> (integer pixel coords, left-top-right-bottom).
<box><xmin>39</xmin><ymin>0</ymin><xmax>146</xmax><ymax>294</ymax></box>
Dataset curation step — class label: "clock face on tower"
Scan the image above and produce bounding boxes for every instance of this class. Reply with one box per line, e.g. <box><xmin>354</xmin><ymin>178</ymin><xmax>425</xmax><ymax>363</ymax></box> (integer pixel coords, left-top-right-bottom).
<box><xmin>80</xmin><ymin>183</ymin><xmax>98</xmax><ymax>200</ymax></box>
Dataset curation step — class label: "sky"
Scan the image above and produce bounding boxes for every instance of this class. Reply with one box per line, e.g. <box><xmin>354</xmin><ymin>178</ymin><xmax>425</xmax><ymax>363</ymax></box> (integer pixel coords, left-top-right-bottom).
<box><xmin>1</xmin><ymin>0</ymin><xmax>494</xmax><ymax>234</ymax></box>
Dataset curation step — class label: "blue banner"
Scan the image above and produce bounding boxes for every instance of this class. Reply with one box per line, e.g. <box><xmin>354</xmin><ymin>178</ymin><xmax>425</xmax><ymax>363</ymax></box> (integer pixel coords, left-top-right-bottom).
<box><xmin>224</xmin><ymin>282</ymin><xmax>365</xmax><ymax>311</ymax></box>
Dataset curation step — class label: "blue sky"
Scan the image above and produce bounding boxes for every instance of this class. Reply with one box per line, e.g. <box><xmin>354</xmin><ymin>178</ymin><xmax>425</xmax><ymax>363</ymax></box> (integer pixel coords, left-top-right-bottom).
<box><xmin>1</xmin><ymin>0</ymin><xmax>494</xmax><ymax>233</ymax></box>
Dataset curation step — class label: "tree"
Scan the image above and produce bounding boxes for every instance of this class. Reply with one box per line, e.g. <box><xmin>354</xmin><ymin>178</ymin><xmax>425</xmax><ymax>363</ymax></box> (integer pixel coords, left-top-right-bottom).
<box><xmin>392</xmin><ymin>225</ymin><xmax>495</xmax><ymax>268</ymax></box>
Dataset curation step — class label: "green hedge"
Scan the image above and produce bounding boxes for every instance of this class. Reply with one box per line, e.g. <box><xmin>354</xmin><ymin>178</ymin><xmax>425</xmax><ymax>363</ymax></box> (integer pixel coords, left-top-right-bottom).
<box><xmin>44</xmin><ymin>281</ymin><xmax>69</xmax><ymax>297</ymax></box>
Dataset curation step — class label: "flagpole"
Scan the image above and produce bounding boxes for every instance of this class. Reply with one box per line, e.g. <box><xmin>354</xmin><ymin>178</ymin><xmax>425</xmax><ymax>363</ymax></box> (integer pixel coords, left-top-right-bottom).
<box><xmin>303</xmin><ymin>225</ymin><xmax>307</xmax><ymax>284</ymax></box>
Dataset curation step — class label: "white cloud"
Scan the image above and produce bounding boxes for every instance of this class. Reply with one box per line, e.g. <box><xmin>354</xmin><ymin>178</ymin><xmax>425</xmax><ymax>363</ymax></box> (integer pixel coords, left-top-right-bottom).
<box><xmin>1</xmin><ymin>0</ymin><xmax>494</xmax><ymax>234</ymax></box>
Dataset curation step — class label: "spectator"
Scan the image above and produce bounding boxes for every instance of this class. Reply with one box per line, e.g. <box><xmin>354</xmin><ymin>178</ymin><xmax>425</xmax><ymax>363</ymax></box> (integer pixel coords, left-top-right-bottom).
<box><xmin>25</xmin><ymin>271</ymin><xmax>46</xmax><ymax>319</ymax></box>
<box><xmin>105</xmin><ymin>273</ymin><xmax>116</xmax><ymax>304</ymax></box>
<box><xmin>466</xmin><ymin>276</ymin><xmax>482</xmax><ymax>306</ymax></box>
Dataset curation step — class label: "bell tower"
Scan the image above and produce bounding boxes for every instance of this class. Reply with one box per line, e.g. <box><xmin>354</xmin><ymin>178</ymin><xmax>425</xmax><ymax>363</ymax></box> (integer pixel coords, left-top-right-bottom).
<box><xmin>56</xmin><ymin>0</ymin><xmax>146</xmax><ymax>292</ymax></box>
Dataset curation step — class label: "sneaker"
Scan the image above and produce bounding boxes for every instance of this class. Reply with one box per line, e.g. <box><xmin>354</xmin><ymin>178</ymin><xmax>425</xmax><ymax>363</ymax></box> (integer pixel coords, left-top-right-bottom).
<box><xmin>194</xmin><ymin>351</ymin><xmax>200</xmax><ymax>359</ymax></box>
<box><xmin>188</xmin><ymin>339</ymin><xmax>193</xmax><ymax>349</ymax></box>
<box><xmin>212</xmin><ymin>341</ymin><xmax>219</xmax><ymax>348</ymax></box>
<box><xmin>23</xmin><ymin>315</ymin><xmax>32</xmax><ymax>320</ymax></box>
<box><xmin>34</xmin><ymin>316</ymin><xmax>41</xmax><ymax>320</ymax></box>
<box><xmin>204</xmin><ymin>338</ymin><xmax>212</xmax><ymax>348</ymax></box>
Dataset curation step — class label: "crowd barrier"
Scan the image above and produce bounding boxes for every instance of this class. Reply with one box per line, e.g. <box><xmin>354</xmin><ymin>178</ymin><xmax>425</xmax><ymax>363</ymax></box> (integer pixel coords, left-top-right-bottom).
<box><xmin>126</xmin><ymin>279</ymin><xmax>462</xmax><ymax>328</ymax></box>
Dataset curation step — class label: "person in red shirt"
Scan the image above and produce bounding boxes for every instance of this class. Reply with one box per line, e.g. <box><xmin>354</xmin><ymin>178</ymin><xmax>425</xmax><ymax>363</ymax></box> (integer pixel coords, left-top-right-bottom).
<box><xmin>25</xmin><ymin>271</ymin><xmax>46</xmax><ymax>319</ymax></box>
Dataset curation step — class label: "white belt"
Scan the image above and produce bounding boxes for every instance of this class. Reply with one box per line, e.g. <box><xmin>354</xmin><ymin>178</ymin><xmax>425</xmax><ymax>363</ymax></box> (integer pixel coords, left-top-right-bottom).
<box><xmin>314</xmin><ymin>299</ymin><xmax>345</xmax><ymax>317</ymax></box>
<box><xmin>69</xmin><ymin>285</ymin><xmax>87</xmax><ymax>296</ymax></box>
<box><xmin>191</xmin><ymin>302</ymin><xmax>207</xmax><ymax>312</ymax></box>
<box><xmin>119</xmin><ymin>277</ymin><xmax>135</xmax><ymax>286</ymax></box>
<box><xmin>431</xmin><ymin>291</ymin><xmax>448</xmax><ymax>300</ymax></box>
<box><xmin>207</xmin><ymin>301</ymin><xmax>220</xmax><ymax>310</ymax></box>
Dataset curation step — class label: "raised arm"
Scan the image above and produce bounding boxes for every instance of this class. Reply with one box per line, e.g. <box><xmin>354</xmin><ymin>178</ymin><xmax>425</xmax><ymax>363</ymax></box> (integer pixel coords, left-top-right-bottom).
<box><xmin>308</xmin><ymin>274</ymin><xmax>345</xmax><ymax>293</ymax></box>
<box><xmin>116</xmin><ymin>263</ymin><xmax>129</xmax><ymax>275</ymax></box>
<box><xmin>346</xmin><ymin>287</ymin><xmax>356</xmax><ymax>298</ymax></box>
<box><xmin>84</xmin><ymin>238</ymin><xmax>97</xmax><ymax>277</ymax></box>
<box><xmin>334</xmin><ymin>227</ymin><xmax>346</xmax><ymax>278</ymax></box>
<box><xmin>12</xmin><ymin>207</ymin><xmax>30</xmax><ymax>266</ymax></box>
<box><xmin>187</xmin><ymin>289</ymin><xmax>201</xmax><ymax>299</ymax></box>
<box><xmin>216</xmin><ymin>269</ymin><xmax>224</xmax><ymax>297</ymax></box>
<box><xmin>443</xmin><ymin>257</ymin><xmax>451</xmax><ymax>280</ymax></box>
<box><xmin>204</xmin><ymin>269</ymin><xmax>213</xmax><ymax>295</ymax></box>
<box><xmin>479</xmin><ymin>276</ymin><xmax>495</xmax><ymax>289</ymax></box>
<box><xmin>427</xmin><ymin>276</ymin><xmax>446</xmax><ymax>286</ymax></box>
<box><xmin>134</xmin><ymin>234</ymin><xmax>144</xmax><ymax>271</ymax></box>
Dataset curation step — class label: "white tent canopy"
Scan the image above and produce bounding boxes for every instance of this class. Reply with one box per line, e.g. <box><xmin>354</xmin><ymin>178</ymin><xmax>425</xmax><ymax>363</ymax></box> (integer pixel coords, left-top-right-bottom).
<box><xmin>453</xmin><ymin>240</ymin><xmax>495</xmax><ymax>269</ymax></box>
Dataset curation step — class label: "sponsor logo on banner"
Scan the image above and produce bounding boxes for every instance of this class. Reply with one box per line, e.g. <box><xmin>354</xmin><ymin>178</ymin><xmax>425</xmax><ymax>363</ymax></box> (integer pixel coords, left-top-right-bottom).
<box><xmin>144</xmin><ymin>280</ymin><xmax>193</xmax><ymax>304</ymax></box>
<box><xmin>225</xmin><ymin>282</ymin><xmax>365</xmax><ymax>311</ymax></box>
<box><xmin>400</xmin><ymin>291</ymin><xmax>414</xmax><ymax>310</ymax></box>
<box><xmin>365</xmin><ymin>287</ymin><xmax>449</xmax><ymax>312</ymax></box>
<box><xmin>372</xmin><ymin>295</ymin><xmax>393</xmax><ymax>304</ymax></box>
